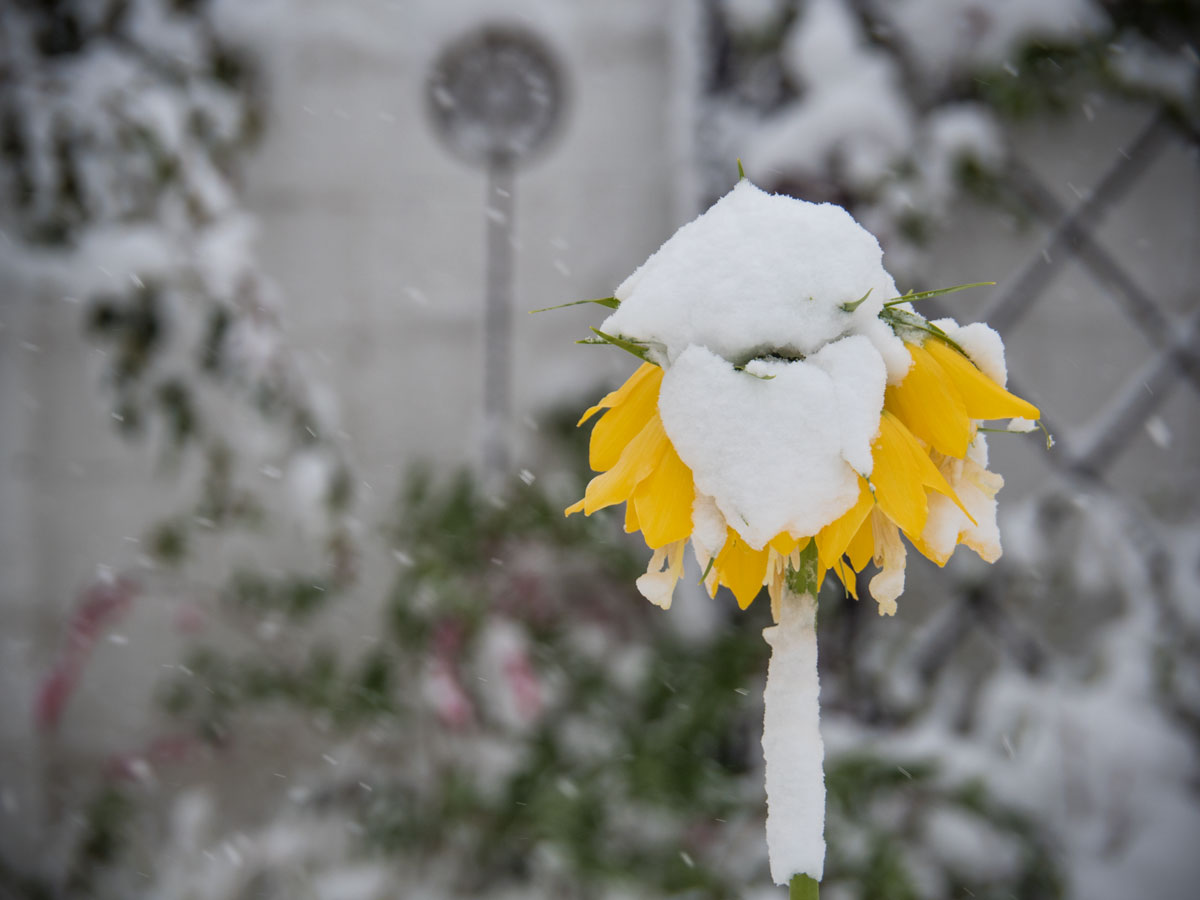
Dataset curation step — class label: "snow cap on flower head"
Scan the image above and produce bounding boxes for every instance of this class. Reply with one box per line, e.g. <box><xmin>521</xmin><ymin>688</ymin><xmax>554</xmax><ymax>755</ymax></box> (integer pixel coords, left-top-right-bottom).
<box><xmin>601</xmin><ymin>179</ymin><xmax>912</xmax><ymax>381</ymax></box>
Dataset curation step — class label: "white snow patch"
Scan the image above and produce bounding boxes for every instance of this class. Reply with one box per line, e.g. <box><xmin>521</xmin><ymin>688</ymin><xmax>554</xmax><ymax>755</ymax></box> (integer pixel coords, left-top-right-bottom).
<box><xmin>747</xmin><ymin>0</ymin><xmax>914</xmax><ymax>192</ymax></box>
<box><xmin>1144</xmin><ymin>415</ymin><xmax>1171</xmax><ymax>449</ymax></box>
<box><xmin>1110</xmin><ymin>32</ymin><xmax>1199</xmax><ymax>105</ymax></box>
<box><xmin>721</xmin><ymin>0</ymin><xmax>786</xmax><ymax>34</ymax></box>
<box><xmin>311</xmin><ymin>865</ymin><xmax>390</xmax><ymax>900</ymax></box>
<box><xmin>690</xmin><ymin>492</ymin><xmax>728</xmax><ymax>560</ymax></box>
<box><xmin>805</xmin><ymin>334</ymin><xmax>887</xmax><ymax>476</ymax></box>
<box><xmin>603</xmin><ymin>180</ymin><xmax>907</xmax><ymax>379</ymax></box>
<box><xmin>880</xmin><ymin>0</ymin><xmax>1108</xmax><ymax>80</ymax></box>
<box><xmin>659</xmin><ymin>343</ymin><xmax>875</xmax><ymax>550</ymax></box>
<box><xmin>933</xmin><ymin>319</ymin><xmax>1009</xmax><ymax>385</ymax></box>
<box><xmin>762</xmin><ymin>591</ymin><xmax>825</xmax><ymax>883</ymax></box>
<box><xmin>918</xmin><ymin>104</ymin><xmax>1005</xmax><ymax>210</ymax></box>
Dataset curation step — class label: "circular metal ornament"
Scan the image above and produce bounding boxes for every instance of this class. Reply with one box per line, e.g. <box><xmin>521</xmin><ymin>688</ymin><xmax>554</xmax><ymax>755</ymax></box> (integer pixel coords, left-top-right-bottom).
<box><xmin>426</xmin><ymin>24</ymin><xmax>565</xmax><ymax>168</ymax></box>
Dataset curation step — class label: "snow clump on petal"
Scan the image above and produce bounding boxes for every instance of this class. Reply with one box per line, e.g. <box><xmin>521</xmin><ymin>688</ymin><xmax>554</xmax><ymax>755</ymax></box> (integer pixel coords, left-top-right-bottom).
<box><xmin>658</xmin><ymin>341</ymin><xmax>884</xmax><ymax>551</ymax></box>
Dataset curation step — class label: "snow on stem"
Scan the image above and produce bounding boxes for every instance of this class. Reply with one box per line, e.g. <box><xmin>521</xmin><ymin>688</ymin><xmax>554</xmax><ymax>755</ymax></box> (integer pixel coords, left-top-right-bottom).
<box><xmin>762</xmin><ymin>582</ymin><xmax>825</xmax><ymax>888</ymax></box>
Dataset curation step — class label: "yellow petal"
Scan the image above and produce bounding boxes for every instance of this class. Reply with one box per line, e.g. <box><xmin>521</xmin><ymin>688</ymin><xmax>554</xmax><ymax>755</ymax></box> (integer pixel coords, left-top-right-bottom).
<box><xmin>870</xmin><ymin>412</ymin><xmax>933</xmax><ymax>537</ymax></box>
<box><xmin>885</xmin><ymin>343</ymin><xmax>972</xmax><ymax>458</ymax></box>
<box><xmin>714</xmin><ymin>527</ymin><xmax>770</xmax><ymax>610</ymax></box>
<box><xmin>578</xmin><ymin>361</ymin><xmax>658</xmax><ymax>426</ymax></box>
<box><xmin>845</xmin><ymin>516</ymin><xmax>875</xmax><ymax>572</ymax></box>
<box><xmin>636</xmin><ymin>539</ymin><xmax>687</xmax><ymax>610</ymax></box>
<box><xmin>867</xmin><ymin>511</ymin><xmax>905</xmax><ymax>616</ymax></box>
<box><xmin>908</xmin><ymin>531</ymin><xmax>950</xmax><ymax>567</ymax></box>
<box><xmin>830</xmin><ymin>558</ymin><xmax>859</xmax><ymax>599</ymax></box>
<box><xmin>565</xmin><ymin>498</ymin><xmax>585</xmax><ymax>517</ymax></box>
<box><xmin>770</xmin><ymin>532</ymin><xmax>802</xmax><ymax>556</ymax></box>
<box><xmin>624</xmin><ymin>496</ymin><xmax>640</xmax><ymax>533</ymax></box>
<box><xmin>872</xmin><ymin>412</ymin><xmax>973</xmax><ymax>538</ymax></box>
<box><xmin>815</xmin><ymin>476</ymin><xmax>874</xmax><ymax>573</ymax></box>
<box><xmin>632</xmin><ymin>441</ymin><xmax>695</xmax><ymax>549</ymax></box>
<box><xmin>582</xmin><ymin>414</ymin><xmax>668</xmax><ymax>514</ymax></box>
<box><xmin>587</xmin><ymin>364</ymin><xmax>664</xmax><ymax>471</ymax></box>
<box><xmin>922</xmin><ymin>339</ymin><xmax>1041</xmax><ymax>422</ymax></box>
<box><xmin>766</xmin><ymin>550</ymin><xmax>788</xmax><ymax>621</ymax></box>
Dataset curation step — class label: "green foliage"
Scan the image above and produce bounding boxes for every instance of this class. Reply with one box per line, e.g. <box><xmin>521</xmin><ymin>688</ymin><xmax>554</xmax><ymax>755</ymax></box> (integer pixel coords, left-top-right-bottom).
<box><xmin>153</xmin><ymin>465</ymin><xmax>768</xmax><ymax>896</ymax></box>
<box><xmin>386</xmin><ymin>465</ymin><xmax>644</xmax><ymax>617</ymax></box>
<box><xmin>622</xmin><ymin>628</ymin><xmax>767</xmax><ymax>810</ymax></box>
<box><xmin>972</xmin><ymin>6</ymin><xmax>1195</xmax><ymax>124</ymax></box>
<box><xmin>975</xmin><ymin>41</ymin><xmax>1110</xmax><ymax>120</ymax></box>
<box><xmin>221</xmin><ymin>570</ymin><xmax>339</xmax><ymax>620</ymax></box>
<box><xmin>580</xmin><ymin>326</ymin><xmax>656</xmax><ymax>364</ymax></box>
<box><xmin>160</xmin><ymin>643</ymin><xmax>401</xmax><ymax>734</ymax></box>
<box><xmin>145</xmin><ymin>518</ymin><xmax>189</xmax><ymax>566</ymax></box>
<box><xmin>530</xmin><ymin>296</ymin><xmax>620</xmax><ymax>313</ymax></box>
<box><xmin>193</xmin><ymin>441</ymin><xmax>263</xmax><ymax>528</ymax></box>
<box><xmin>839</xmin><ymin>289</ymin><xmax>873</xmax><ymax>314</ymax></box>
<box><xmin>785</xmin><ymin>540</ymin><xmax>820</xmax><ymax>598</ymax></box>
<box><xmin>148</xmin><ymin>461</ymin><xmax>1064</xmax><ymax>899</ymax></box>
<box><xmin>823</xmin><ymin>754</ymin><xmax>1064</xmax><ymax>900</ymax></box>
<box><xmin>66</xmin><ymin>787</ymin><xmax>133</xmax><ymax>896</ymax></box>
<box><xmin>86</xmin><ymin>284</ymin><xmax>164</xmax><ymax>390</ymax></box>
<box><xmin>0</xmin><ymin>861</ymin><xmax>53</xmax><ymax>900</ymax></box>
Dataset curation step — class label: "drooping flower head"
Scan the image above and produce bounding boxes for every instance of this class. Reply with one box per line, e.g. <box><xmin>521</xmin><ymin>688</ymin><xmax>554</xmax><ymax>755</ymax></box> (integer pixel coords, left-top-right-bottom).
<box><xmin>565</xmin><ymin>180</ymin><xmax>1040</xmax><ymax>618</ymax></box>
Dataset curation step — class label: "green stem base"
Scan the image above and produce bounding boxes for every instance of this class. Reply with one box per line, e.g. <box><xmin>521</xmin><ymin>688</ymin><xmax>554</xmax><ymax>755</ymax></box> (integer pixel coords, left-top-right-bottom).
<box><xmin>789</xmin><ymin>874</ymin><xmax>819</xmax><ymax>900</ymax></box>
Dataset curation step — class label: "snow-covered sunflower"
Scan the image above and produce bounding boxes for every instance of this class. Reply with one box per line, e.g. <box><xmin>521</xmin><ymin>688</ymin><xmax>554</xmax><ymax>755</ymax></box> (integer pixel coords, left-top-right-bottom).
<box><xmin>564</xmin><ymin>179</ymin><xmax>1040</xmax><ymax>617</ymax></box>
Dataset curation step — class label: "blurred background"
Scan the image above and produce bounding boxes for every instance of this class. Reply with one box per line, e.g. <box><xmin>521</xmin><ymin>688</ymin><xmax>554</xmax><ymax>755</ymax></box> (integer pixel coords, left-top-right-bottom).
<box><xmin>1</xmin><ymin>1</ymin><xmax>1198</xmax><ymax>898</ymax></box>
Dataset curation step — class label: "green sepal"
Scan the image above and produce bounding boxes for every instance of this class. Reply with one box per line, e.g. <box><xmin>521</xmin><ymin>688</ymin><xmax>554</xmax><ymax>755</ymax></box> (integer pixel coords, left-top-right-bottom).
<box><xmin>789</xmin><ymin>874</ymin><xmax>820</xmax><ymax>900</ymax></box>
<box><xmin>1037</xmin><ymin>420</ymin><xmax>1055</xmax><ymax>450</ymax></box>
<box><xmin>882</xmin><ymin>281</ymin><xmax>994</xmax><ymax>308</ymax></box>
<box><xmin>735</xmin><ymin>365</ymin><xmax>776</xmax><ymax>380</ymax></box>
<box><xmin>699</xmin><ymin>556</ymin><xmax>716</xmax><ymax>585</ymax></box>
<box><xmin>840</xmin><ymin>288</ymin><xmax>873</xmax><ymax>313</ymax></box>
<box><xmin>530</xmin><ymin>296</ymin><xmax>620</xmax><ymax>314</ymax></box>
<box><xmin>737</xmin><ymin>158</ymin><xmax>746</xmax><ymax>180</ymax></box>
<box><xmin>977</xmin><ymin>420</ymin><xmax>1053</xmax><ymax>450</ymax></box>
<box><xmin>785</xmin><ymin>539</ymin><xmax>819</xmax><ymax>598</ymax></box>
<box><xmin>580</xmin><ymin>327</ymin><xmax>654</xmax><ymax>364</ymax></box>
<box><xmin>880</xmin><ymin>307</ymin><xmax>969</xmax><ymax>357</ymax></box>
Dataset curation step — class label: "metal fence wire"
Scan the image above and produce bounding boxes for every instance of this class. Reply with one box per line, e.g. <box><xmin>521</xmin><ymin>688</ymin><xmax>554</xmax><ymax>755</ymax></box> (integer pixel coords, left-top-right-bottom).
<box><xmin>980</xmin><ymin>110</ymin><xmax>1200</xmax><ymax>483</ymax></box>
<box><xmin>910</xmin><ymin>107</ymin><xmax>1200</xmax><ymax>706</ymax></box>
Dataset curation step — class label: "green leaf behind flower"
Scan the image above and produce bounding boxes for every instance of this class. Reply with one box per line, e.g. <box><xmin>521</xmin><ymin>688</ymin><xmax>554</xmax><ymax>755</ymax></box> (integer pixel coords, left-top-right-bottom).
<box><xmin>531</xmin><ymin>297</ymin><xmax>620</xmax><ymax>314</ymax></box>
<box><xmin>578</xmin><ymin>327</ymin><xmax>655</xmax><ymax>364</ymax></box>
<box><xmin>879</xmin><ymin>307</ymin><xmax>969</xmax><ymax>357</ymax></box>
<box><xmin>840</xmin><ymin>289</ymin><xmax>873</xmax><ymax>313</ymax></box>
<box><xmin>882</xmin><ymin>282</ymin><xmax>994</xmax><ymax>308</ymax></box>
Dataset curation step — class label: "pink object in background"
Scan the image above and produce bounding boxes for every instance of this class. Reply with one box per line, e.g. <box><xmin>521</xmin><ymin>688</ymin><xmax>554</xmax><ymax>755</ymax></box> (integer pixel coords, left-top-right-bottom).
<box><xmin>35</xmin><ymin>576</ymin><xmax>138</xmax><ymax>735</ymax></box>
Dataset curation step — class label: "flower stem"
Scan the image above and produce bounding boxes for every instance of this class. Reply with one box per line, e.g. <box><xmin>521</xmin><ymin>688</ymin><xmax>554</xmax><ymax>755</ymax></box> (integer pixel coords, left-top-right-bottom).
<box><xmin>789</xmin><ymin>873</ymin><xmax>820</xmax><ymax>900</ymax></box>
<box><xmin>762</xmin><ymin>583</ymin><xmax>825</xmax><ymax>887</ymax></box>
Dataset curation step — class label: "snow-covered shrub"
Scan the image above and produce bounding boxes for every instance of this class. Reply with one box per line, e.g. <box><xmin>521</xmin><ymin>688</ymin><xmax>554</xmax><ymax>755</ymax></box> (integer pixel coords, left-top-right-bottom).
<box><xmin>0</xmin><ymin>0</ymin><xmax>358</xmax><ymax>571</ymax></box>
<box><xmin>706</xmin><ymin>0</ymin><xmax>1199</xmax><ymax>273</ymax></box>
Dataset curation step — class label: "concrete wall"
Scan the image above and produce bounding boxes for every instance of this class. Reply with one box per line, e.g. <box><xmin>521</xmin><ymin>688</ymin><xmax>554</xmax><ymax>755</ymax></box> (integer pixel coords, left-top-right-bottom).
<box><xmin>243</xmin><ymin>0</ymin><xmax>700</xmax><ymax>482</ymax></box>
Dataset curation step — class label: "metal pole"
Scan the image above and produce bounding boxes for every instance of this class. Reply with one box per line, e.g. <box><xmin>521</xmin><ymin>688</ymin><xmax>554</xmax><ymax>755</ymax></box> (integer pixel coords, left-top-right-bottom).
<box><xmin>483</xmin><ymin>157</ymin><xmax>516</xmax><ymax>486</ymax></box>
